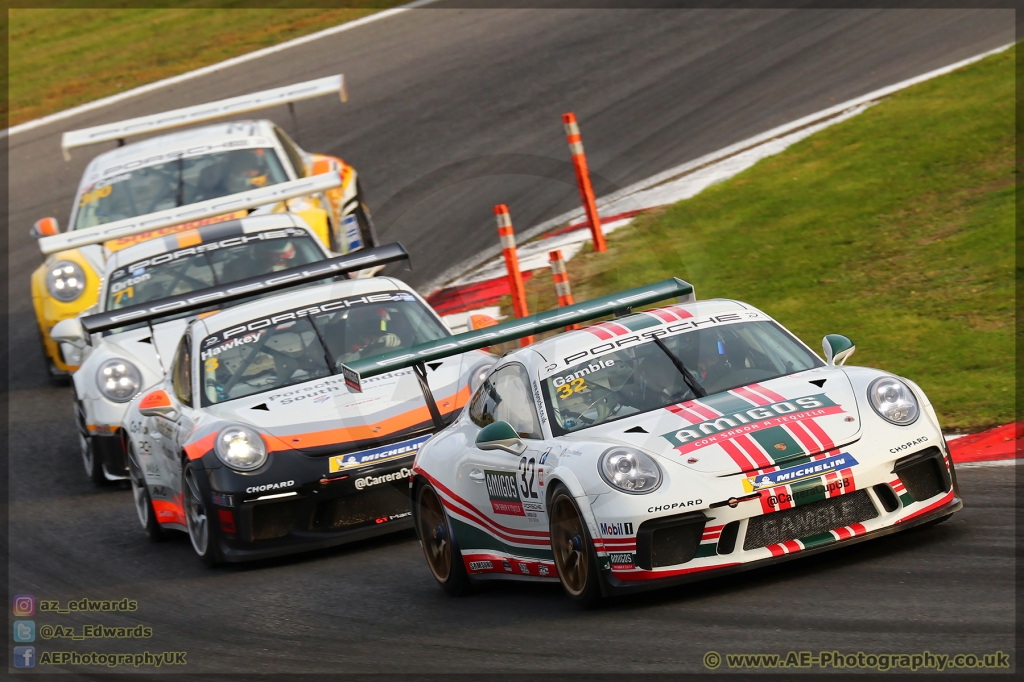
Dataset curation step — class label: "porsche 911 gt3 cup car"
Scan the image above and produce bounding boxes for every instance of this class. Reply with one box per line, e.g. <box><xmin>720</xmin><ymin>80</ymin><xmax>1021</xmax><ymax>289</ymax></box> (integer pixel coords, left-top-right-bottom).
<box><xmin>341</xmin><ymin>278</ymin><xmax>961</xmax><ymax>605</ymax></box>
<box><xmin>55</xmin><ymin>213</ymin><xmax>334</xmax><ymax>485</ymax></box>
<box><xmin>32</xmin><ymin>75</ymin><xmax>377</xmax><ymax>377</ymax></box>
<box><xmin>107</xmin><ymin>264</ymin><xmax>495</xmax><ymax>564</ymax></box>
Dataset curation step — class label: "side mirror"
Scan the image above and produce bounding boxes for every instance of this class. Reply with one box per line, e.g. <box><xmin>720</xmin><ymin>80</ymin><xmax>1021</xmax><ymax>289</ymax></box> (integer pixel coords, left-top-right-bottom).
<box><xmin>475</xmin><ymin>421</ymin><xmax>527</xmax><ymax>455</ymax></box>
<box><xmin>822</xmin><ymin>334</ymin><xmax>855</xmax><ymax>366</ymax></box>
<box><xmin>138</xmin><ymin>389</ymin><xmax>179</xmax><ymax>420</ymax></box>
<box><xmin>310</xmin><ymin>158</ymin><xmax>332</xmax><ymax>176</ymax></box>
<box><xmin>467</xmin><ymin>314</ymin><xmax>498</xmax><ymax>331</ymax></box>
<box><xmin>51</xmin><ymin>317</ymin><xmax>87</xmax><ymax>348</ymax></box>
<box><xmin>30</xmin><ymin>217</ymin><xmax>60</xmax><ymax>239</ymax></box>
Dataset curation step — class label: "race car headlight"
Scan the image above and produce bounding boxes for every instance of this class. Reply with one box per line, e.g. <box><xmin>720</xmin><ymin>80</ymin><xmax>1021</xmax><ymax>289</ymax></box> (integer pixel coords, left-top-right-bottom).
<box><xmin>96</xmin><ymin>359</ymin><xmax>142</xmax><ymax>403</ymax></box>
<box><xmin>46</xmin><ymin>261</ymin><xmax>87</xmax><ymax>302</ymax></box>
<box><xmin>599</xmin><ymin>447</ymin><xmax>662</xmax><ymax>494</ymax></box>
<box><xmin>214</xmin><ymin>425</ymin><xmax>268</xmax><ymax>471</ymax></box>
<box><xmin>867</xmin><ymin>376</ymin><xmax>919</xmax><ymax>426</ymax></box>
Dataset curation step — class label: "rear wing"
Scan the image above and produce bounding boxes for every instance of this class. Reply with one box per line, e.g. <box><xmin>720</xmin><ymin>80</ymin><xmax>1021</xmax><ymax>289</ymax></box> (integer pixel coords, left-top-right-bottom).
<box><xmin>62</xmin><ymin>75</ymin><xmax>346</xmax><ymax>158</ymax></box>
<box><xmin>80</xmin><ymin>242</ymin><xmax>409</xmax><ymax>334</ymax></box>
<box><xmin>39</xmin><ymin>172</ymin><xmax>341</xmax><ymax>255</ymax></box>
<box><xmin>343</xmin><ymin>277</ymin><xmax>695</xmax><ymax>386</ymax></box>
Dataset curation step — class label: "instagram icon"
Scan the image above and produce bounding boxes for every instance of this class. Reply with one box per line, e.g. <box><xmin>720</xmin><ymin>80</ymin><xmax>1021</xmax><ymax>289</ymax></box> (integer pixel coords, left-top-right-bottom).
<box><xmin>13</xmin><ymin>595</ymin><xmax>35</xmax><ymax>617</ymax></box>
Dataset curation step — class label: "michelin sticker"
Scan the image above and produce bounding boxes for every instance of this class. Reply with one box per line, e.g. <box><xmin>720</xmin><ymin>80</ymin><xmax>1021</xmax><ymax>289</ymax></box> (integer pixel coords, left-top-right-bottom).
<box><xmin>743</xmin><ymin>452</ymin><xmax>859</xmax><ymax>492</ymax></box>
<box><xmin>328</xmin><ymin>434</ymin><xmax>431</xmax><ymax>473</ymax></box>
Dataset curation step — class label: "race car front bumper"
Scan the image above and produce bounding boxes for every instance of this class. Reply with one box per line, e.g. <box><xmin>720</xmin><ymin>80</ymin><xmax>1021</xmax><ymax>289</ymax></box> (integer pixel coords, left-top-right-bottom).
<box><xmin>200</xmin><ymin>453</ymin><xmax>416</xmax><ymax>563</ymax></box>
<box><xmin>599</xmin><ymin>491</ymin><xmax>961</xmax><ymax>596</ymax></box>
<box><xmin>594</xmin><ymin>442</ymin><xmax>962</xmax><ymax>596</ymax></box>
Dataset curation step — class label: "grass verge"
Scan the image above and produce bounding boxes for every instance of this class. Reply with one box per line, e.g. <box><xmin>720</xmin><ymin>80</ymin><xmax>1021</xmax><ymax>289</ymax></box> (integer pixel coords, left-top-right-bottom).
<box><xmin>513</xmin><ymin>46</ymin><xmax>1015</xmax><ymax>431</ymax></box>
<box><xmin>8</xmin><ymin>2</ymin><xmax>406</xmax><ymax>126</ymax></box>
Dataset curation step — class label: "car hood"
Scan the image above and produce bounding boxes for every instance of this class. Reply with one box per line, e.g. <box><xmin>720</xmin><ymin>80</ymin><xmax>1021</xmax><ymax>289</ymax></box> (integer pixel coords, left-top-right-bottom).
<box><xmin>559</xmin><ymin>366</ymin><xmax>861</xmax><ymax>476</ymax></box>
<box><xmin>202</xmin><ymin>355</ymin><xmax>475</xmax><ymax>453</ymax></box>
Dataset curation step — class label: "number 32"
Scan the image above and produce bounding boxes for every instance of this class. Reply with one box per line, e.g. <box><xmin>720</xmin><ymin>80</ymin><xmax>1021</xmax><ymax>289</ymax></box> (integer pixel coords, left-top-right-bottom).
<box><xmin>518</xmin><ymin>456</ymin><xmax>539</xmax><ymax>499</ymax></box>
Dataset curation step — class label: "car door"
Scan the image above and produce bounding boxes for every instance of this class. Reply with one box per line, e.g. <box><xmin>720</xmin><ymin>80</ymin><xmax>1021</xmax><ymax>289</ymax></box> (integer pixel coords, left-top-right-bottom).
<box><xmin>462</xmin><ymin>363</ymin><xmax>552</xmax><ymax>576</ymax></box>
<box><xmin>149</xmin><ymin>333</ymin><xmax>197</xmax><ymax>513</ymax></box>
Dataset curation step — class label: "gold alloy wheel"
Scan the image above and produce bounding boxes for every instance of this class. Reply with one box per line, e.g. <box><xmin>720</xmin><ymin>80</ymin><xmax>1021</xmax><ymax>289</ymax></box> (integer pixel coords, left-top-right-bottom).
<box><xmin>417</xmin><ymin>485</ymin><xmax>452</xmax><ymax>582</ymax></box>
<box><xmin>550</xmin><ymin>493</ymin><xmax>589</xmax><ymax>596</ymax></box>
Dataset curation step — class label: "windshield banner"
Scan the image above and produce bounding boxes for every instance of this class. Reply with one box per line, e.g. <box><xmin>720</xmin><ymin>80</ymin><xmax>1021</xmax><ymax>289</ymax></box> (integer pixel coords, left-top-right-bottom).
<box><xmin>81</xmin><ymin>243</ymin><xmax>410</xmax><ymax>333</ymax></box>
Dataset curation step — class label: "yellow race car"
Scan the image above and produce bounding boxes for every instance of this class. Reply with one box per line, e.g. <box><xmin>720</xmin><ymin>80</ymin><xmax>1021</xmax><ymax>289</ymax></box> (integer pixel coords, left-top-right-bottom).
<box><xmin>31</xmin><ymin>75</ymin><xmax>378</xmax><ymax>377</ymax></box>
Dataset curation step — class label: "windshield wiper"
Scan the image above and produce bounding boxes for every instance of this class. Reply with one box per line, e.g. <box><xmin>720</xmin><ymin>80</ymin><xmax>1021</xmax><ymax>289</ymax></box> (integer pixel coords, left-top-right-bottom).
<box><xmin>175</xmin><ymin>155</ymin><xmax>185</xmax><ymax>207</ymax></box>
<box><xmin>652</xmin><ymin>336</ymin><xmax>707</xmax><ymax>398</ymax></box>
<box><xmin>306</xmin><ymin>315</ymin><xmax>338</xmax><ymax>375</ymax></box>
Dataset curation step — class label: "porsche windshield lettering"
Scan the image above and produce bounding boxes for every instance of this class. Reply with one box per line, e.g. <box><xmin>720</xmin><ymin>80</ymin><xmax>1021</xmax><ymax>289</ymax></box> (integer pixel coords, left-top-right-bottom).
<box><xmin>105</xmin><ymin>229</ymin><xmax>323</xmax><ymax>311</ymax></box>
<box><xmin>76</xmin><ymin>146</ymin><xmax>289</xmax><ymax>230</ymax></box>
<box><xmin>200</xmin><ymin>291</ymin><xmax>448</xmax><ymax>405</ymax></box>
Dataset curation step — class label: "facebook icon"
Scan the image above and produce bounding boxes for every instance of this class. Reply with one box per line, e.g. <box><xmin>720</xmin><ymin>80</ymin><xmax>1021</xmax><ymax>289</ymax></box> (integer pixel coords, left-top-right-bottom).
<box><xmin>13</xmin><ymin>646</ymin><xmax>35</xmax><ymax>668</ymax></box>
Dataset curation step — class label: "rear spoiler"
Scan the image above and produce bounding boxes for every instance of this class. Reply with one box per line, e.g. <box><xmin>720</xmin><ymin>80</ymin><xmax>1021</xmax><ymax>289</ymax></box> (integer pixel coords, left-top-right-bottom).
<box><xmin>80</xmin><ymin>242</ymin><xmax>409</xmax><ymax>334</ymax></box>
<box><xmin>342</xmin><ymin>277</ymin><xmax>695</xmax><ymax>387</ymax></box>
<box><xmin>39</xmin><ymin>172</ymin><xmax>341</xmax><ymax>255</ymax></box>
<box><xmin>62</xmin><ymin>75</ymin><xmax>346</xmax><ymax>158</ymax></box>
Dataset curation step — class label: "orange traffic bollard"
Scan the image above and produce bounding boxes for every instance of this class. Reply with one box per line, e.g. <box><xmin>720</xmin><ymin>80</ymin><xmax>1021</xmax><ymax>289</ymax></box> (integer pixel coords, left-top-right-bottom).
<box><xmin>562</xmin><ymin>112</ymin><xmax>607</xmax><ymax>253</ymax></box>
<box><xmin>494</xmin><ymin>204</ymin><xmax>534</xmax><ymax>347</ymax></box>
<box><xmin>549</xmin><ymin>250</ymin><xmax>580</xmax><ymax>331</ymax></box>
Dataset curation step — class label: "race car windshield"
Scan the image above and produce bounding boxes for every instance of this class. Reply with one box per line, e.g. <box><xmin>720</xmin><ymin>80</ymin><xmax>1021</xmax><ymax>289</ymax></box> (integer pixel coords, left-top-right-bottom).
<box><xmin>104</xmin><ymin>231</ymin><xmax>323</xmax><ymax>311</ymax></box>
<box><xmin>199</xmin><ymin>294</ymin><xmax>450</xmax><ymax>405</ymax></box>
<box><xmin>74</xmin><ymin>148</ymin><xmax>289</xmax><ymax>230</ymax></box>
<box><xmin>542</xmin><ymin>321</ymin><xmax>823</xmax><ymax>435</ymax></box>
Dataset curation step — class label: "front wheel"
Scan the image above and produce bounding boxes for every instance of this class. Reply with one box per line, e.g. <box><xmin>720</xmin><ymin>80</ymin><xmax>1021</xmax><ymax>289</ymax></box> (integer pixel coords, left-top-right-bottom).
<box><xmin>183</xmin><ymin>462</ymin><xmax>222</xmax><ymax>566</ymax></box>
<box><xmin>549</xmin><ymin>484</ymin><xmax>603</xmax><ymax>608</ymax></box>
<box><xmin>130</xmin><ymin>469</ymin><xmax>164</xmax><ymax>542</ymax></box>
<box><xmin>354</xmin><ymin>180</ymin><xmax>380</xmax><ymax>249</ymax></box>
<box><xmin>414</xmin><ymin>481</ymin><xmax>472</xmax><ymax>596</ymax></box>
<box><xmin>74</xmin><ymin>397</ymin><xmax>107</xmax><ymax>486</ymax></box>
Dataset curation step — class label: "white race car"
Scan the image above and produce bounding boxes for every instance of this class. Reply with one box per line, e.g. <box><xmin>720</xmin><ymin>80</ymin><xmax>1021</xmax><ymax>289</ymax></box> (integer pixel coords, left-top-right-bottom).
<box><xmin>54</xmin><ymin>213</ymin><xmax>335</xmax><ymax>484</ymax></box>
<box><xmin>32</xmin><ymin>75</ymin><xmax>376</xmax><ymax>377</ymax></box>
<box><xmin>342</xmin><ymin>278</ymin><xmax>961</xmax><ymax>606</ymax></box>
<box><xmin>108</xmin><ymin>266</ymin><xmax>494</xmax><ymax>564</ymax></box>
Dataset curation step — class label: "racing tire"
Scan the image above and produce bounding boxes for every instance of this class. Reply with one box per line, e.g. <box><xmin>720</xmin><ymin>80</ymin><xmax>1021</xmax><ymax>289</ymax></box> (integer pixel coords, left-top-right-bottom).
<box><xmin>414</xmin><ymin>480</ymin><xmax>472</xmax><ymax>596</ymax></box>
<box><xmin>130</xmin><ymin>468</ymin><xmax>164</xmax><ymax>543</ymax></box>
<box><xmin>354</xmin><ymin>180</ymin><xmax>380</xmax><ymax>249</ymax></box>
<box><xmin>548</xmin><ymin>484</ymin><xmax>603</xmax><ymax>608</ymax></box>
<box><xmin>38</xmin><ymin>325</ymin><xmax>70</xmax><ymax>386</ymax></box>
<box><xmin>75</xmin><ymin>397</ymin><xmax>108</xmax><ymax>487</ymax></box>
<box><xmin>182</xmin><ymin>461</ymin><xmax>223</xmax><ymax>567</ymax></box>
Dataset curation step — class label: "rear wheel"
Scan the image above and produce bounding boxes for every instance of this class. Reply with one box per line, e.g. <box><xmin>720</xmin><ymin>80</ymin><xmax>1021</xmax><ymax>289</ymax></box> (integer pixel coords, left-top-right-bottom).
<box><xmin>415</xmin><ymin>481</ymin><xmax>472</xmax><ymax>596</ymax></box>
<box><xmin>549</xmin><ymin>484</ymin><xmax>602</xmax><ymax>608</ymax></box>
<box><xmin>74</xmin><ymin>397</ymin><xmax>107</xmax><ymax>486</ymax></box>
<box><xmin>183</xmin><ymin>462</ymin><xmax>222</xmax><ymax>566</ymax></box>
<box><xmin>130</xmin><ymin>461</ymin><xmax>164</xmax><ymax>542</ymax></box>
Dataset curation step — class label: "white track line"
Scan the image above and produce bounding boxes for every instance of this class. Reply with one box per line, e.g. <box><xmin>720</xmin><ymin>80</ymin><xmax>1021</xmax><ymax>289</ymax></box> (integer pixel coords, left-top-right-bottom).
<box><xmin>956</xmin><ymin>459</ymin><xmax>1019</xmax><ymax>469</ymax></box>
<box><xmin>3</xmin><ymin>0</ymin><xmax>436</xmax><ymax>140</ymax></box>
<box><xmin>422</xmin><ymin>41</ymin><xmax>1014</xmax><ymax>296</ymax></box>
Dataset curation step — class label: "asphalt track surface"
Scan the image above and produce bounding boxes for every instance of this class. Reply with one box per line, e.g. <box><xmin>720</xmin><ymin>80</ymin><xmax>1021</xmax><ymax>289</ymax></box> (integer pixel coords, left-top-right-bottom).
<box><xmin>6</xmin><ymin>7</ymin><xmax>1016</xmax><ymax>676</ymax></box>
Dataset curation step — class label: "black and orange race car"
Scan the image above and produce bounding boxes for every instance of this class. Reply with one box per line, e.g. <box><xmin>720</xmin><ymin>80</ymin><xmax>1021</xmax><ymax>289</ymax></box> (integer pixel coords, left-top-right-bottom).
<box><xmin>105</xmin><ymin>254</ymin><xmax>495</xmax><ymax>564</ymax></box>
